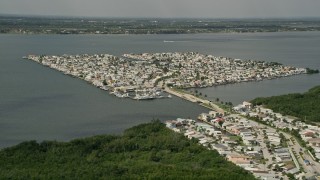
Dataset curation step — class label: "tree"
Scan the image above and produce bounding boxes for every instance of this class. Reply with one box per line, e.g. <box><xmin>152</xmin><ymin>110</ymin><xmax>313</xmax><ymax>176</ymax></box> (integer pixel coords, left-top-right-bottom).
<box><xmin>103</xmin><ymin>79</ymin><xmax>108</xmax><ymax>85</ymax></box>
<box><xmin>218</xmin><ymin>121</ymin><xmax>224</xmax><ymax>127</ymax></box>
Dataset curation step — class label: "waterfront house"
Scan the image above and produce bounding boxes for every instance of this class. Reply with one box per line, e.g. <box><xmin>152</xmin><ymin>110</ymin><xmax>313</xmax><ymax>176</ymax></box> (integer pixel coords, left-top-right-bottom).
<box><xmin>242</xmin><ymin>101</ymin><xmax>252</xmax><ymax>110</ymax></box>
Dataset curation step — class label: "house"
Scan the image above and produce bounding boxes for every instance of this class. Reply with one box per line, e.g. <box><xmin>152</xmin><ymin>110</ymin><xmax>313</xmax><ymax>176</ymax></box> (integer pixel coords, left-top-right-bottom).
<box><xmin>283</xmin><ymin>116</ymin><xmax>297</xmax><ymax>124</ymax></box>
<box><xmin>205</xmin><ymin>128</ymin><xmax>221</xmax><ymax>137</ymax></box>
<box><xmin>208</xmin><ymin>110</ymin><xmax>220</xmax><ymax>117</ymax></box>
<box><xmin>184</xmin><ymin>130</ymin><xmax>195</xmax><ymax>136</ymax></box>
<box><xmin>224</xmin><ymin>124</ymin><xmax>234</xmax><ymax>130</ymax></box>
<box><xmin>259</xmin><ymin>107</ymin><xmax>273</xmax><ymax>114</ymax></box>
<box><xmin>195</xmin><ymin>122</ymin><xmax>212</xmax><ymax>132</ymax></box>
<box><xmin>248</xmin><ymin>112</ymin><xmax>258</xmax><ymax>118</ymax></box>
<box><xmin>245</xmin><ymin>150</ymin><xmax>260</xmax><ymax>156</ymax></box>
<box><xmin>230</xmin><ymin>127</ymin><xmax>250</xmax><ymax>135</ymax></box>
<box><xmin>221</xmin><ymin>137</ymin><xmax>238</xmax><ymax>144</ymax></box>
<box><xmin>274</xmin><ymin>122</ymin><xmax>288</xmax><ymax>129</ymax></box>
<box><xmin>308</xmin><ymin>138</ymin><xmax>320</xmax><ymax>147</ymax></box>
<box><xmin>199</xmin><ymin>137</ymin><xmax>214</xmax><ymax>146</ymax></box>
<box><xmin>240</xmin><ymin>131</ymin><xmax>253</xmax><ymax>138</ymax></box>
<box><xmin>243</xmin><ymin>136</ymin><xmax>256</xmax><ymax>146</ymax></box>
<box><xmin>189</xmin><ymin>133</ymin><xmax>205</xmax><ymax>140</ymax></box>
<box><xmin>268</xmin><ymin>136</ymin><xmax>281</xmax><ymax>145</ymax></box>
<box><xmin>213</xmin><ymin>130</ymin><xmax>222</xmax><ymax>136</ymax></box>
<box><xmin>233</xmin><ymin>105</ymin><xmax>246</xmax><ymax>112</ymax></box>
<box><xmin>165</xmin><ymin>120</ymin><xmax>177</xmax><ymax>129</ymax></box>
<box><xmin>198</xmin><ymin>113</ymin><xmax>210</xmax><ymax>121</ymax></box>
<box><xmin>275</xmin><ymin>151</ymin><xmax>292</xmax><ymax>162</ymax></box>
<box><xmin>253</xmin><ymin>172</ymin><xmax>278</xmax><ymax>180</ymax></box>
<box><xmin>300</xmin><ymin>130</ymin><xmax>315</xmax><ymax>141</ymax></box>
<box><xmin>257</xmin><ymin>113</ymin><xmax>267</xmax><ymax>119</ymax></box>
<box><xmin>176</xmin><ymin>118</ymin><xmax>189</xmax><ymax>125</ymax></box>
<box><xmin>227</xmin><ymin>153</ymin><xmax>252</xmax><ymax>168</ymax></box>
<box><xmin>242</xmin><ymin>101</ymin><xmax>252</xmax><ymax>110</ymax></box>
<box><xmin>262</xmin><ymin>117</ymin><xmax>273</xmax><ymax>122</ymax></box>
<box><xmin>273</xmin><ymin>113</ymin><xmax>283</xmax><ymax>119</ymax></box>
<box><xmin>307</xmin><ymin>125</ymin><xmax>319</xmax><ymax>131</ymax></box>
<box><xmin>274</xmin><ymin>148</ymin><xmax>289</xmax><ymax>154</ymax></box>
<box><xmin>211</xmin><ymin>144</ymin><xmax>231</xmax><ymax>155</ymax></box>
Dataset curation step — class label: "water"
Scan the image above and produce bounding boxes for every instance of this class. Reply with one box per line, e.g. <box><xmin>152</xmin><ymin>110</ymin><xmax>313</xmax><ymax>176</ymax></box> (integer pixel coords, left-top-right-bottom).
<box><xmin>0</xmin><ymin>32</ymin><xmax>319</xmax><ymax>148</ymax></box>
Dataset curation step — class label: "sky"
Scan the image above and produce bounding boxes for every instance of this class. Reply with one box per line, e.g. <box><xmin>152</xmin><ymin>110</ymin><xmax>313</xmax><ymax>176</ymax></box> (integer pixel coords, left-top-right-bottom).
<box><xmin>1</xmin><ymin>0</ymin><xmax>320</xmax><ymax>18</ymax></box>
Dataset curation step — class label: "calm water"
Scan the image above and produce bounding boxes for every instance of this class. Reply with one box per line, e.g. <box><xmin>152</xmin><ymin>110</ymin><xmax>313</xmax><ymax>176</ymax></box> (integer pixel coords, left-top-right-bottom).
<box><xmin>0</xmin><ymin>32</ymin><xmax>319</xmax><ymax>148</ymax></box>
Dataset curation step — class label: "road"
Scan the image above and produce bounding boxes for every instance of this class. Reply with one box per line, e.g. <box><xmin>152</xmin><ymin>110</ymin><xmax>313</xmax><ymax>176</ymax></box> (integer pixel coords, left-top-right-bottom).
<box><xmin>160</xmin><ymin>82</ymin><xmax>320</xmax><ymax>178</ymax></box>
<box><xmin>163</xmin><ymin>86</ymin><xmax>225</xmax><ymax>114</ymax></box>
<box><xmin>283</xmin><ymin>132</ymin><xmax>320</xmax><ymax>177</ymax></box>
<box><xmin>259</xmin><ymin>124</ymin><xmax>320</xmax><ymax>178</ymax></box>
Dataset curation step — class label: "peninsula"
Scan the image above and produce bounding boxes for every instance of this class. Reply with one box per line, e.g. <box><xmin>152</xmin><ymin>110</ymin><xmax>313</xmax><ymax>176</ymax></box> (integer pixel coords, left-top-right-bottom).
<box><xmin>25</xmin><ymin>52</ymin><xmax>307</xmax><ymax>100</ymax></box>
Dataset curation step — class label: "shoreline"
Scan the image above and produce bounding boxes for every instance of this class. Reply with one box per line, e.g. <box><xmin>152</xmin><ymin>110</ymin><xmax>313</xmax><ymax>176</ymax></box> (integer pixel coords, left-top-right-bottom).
<box><xmin>2</xmin><ymin>30</ymin><xmax>320</xmax><ymax>36</ymax></box>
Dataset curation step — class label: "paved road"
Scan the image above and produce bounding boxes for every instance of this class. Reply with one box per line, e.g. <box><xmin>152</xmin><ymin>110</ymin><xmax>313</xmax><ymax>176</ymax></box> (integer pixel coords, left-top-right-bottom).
<box><xmin>283</xmin><ymin>133</ymin><xmax>320</xmax><ymax>177</ymax></box>
<box><xmin>259</xmin><ymin>125</ymin><xmax>320</xmax><ymax>178</ymax></box>
<box><xmin>164</xmin><ymin>86</ymin><xmax>225</xmax><ymax>114</ymax></box>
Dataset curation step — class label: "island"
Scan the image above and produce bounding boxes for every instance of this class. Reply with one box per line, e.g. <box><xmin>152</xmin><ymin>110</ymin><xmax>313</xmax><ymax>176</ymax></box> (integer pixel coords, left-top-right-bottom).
<box><xmin>24</xmin><ymin>52</ymin><xmax>307</xmax><ymax>100</ymax></box>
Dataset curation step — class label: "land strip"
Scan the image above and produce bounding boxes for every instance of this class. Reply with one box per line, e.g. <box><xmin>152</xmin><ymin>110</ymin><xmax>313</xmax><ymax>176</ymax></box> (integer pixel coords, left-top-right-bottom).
<box><xmin>3</xmin><ymin>16</ymin><xmax>320</xmax><ymax>34</ymax></box>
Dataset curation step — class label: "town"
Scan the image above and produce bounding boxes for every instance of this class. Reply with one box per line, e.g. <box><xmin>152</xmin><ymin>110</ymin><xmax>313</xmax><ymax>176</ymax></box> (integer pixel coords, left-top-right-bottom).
<box><xmin>25</xmin><ymin>52</ymin><xmax>306</xmax><ymax>100</ymax></box>
<box><xmin>166</xmin><ymin>101</ymin><xmax>320</xmax><ymax>179</ymax></box>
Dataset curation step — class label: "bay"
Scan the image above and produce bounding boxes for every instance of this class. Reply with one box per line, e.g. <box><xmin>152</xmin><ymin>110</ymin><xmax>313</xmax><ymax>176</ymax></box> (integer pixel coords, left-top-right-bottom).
<box><xmin>0</xmin><ymin>32</ymin><xmax>319</xmax><ymax>148</ymax></box>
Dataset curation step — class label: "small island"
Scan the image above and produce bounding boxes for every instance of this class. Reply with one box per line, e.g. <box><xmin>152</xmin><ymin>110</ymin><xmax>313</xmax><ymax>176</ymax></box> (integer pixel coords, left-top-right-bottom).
<box><xmin>306</xmin><ymin>68</ymin><xmax>320</xmax><ymax>74</ymax></box>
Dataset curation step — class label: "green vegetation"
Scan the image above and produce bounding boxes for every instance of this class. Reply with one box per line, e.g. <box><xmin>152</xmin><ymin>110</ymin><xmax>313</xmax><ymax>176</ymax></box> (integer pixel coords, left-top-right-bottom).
<box><xmin>251</xmin><ymin>85</ymin><xmax>320</xmax><ymax>122</ymax></box>
<box><xmin>306</xmin><ymin>68</ymin><xmax>319</xmax><ymax>74</ymax></box>
<box><xmin>0</xmin><ymin>121</ymin><xmax>255</xmax><ymax>179</ymax></box>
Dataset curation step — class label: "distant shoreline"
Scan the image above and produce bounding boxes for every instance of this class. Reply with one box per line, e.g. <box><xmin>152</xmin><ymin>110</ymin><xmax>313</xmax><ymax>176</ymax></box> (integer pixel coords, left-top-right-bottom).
<box><xmin>2</xmin><ymin>30</ymin><xmax>320</xmax><ymax>35</ymax></box>
<box><xmin>2</xmin><ymin>15</ymin><xmax>320</xmax><ymax>35</ymax></box>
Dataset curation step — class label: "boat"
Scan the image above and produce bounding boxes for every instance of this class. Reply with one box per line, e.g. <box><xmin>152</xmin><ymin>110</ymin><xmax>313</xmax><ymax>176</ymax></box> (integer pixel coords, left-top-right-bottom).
<box><xmin>133</xmin><ymin>94</ymin><xmax>155</xmax><ymax>100</ymax></box>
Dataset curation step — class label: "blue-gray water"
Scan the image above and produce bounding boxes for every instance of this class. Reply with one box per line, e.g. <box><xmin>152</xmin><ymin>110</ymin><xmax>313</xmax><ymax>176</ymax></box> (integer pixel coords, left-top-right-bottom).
<box><xmin>0</xmin><ymin>32</ymin><xmax>319</xmax><ymax>148</ymax></box>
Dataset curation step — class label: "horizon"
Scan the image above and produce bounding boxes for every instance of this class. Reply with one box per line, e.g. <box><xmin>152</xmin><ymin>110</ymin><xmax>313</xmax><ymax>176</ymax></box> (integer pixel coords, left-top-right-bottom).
<box><xmin>1</xmin><ymin>0</ymin><xmax>320</xmax><ymax>19</ymax></box>
<box><xmin>2</xmin><ymin>13</ymin><xmax>320</xmax><ymax>20</ymax></box>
